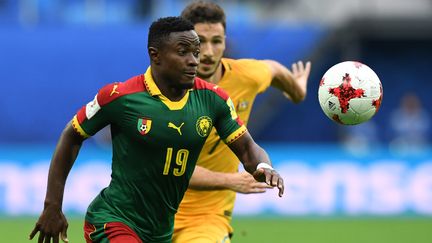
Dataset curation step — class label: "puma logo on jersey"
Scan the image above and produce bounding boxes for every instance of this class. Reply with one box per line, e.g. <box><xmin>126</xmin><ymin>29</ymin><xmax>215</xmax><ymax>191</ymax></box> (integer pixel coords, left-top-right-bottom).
<box><xmin>168</xmin><ymin>122</ymin><xmax>184</xmax><ymax>135</ymax></box>
<box><xmin>110</xmin><ymin>84</ymin><xmax>120</xmax><ymax>96</ymax></box>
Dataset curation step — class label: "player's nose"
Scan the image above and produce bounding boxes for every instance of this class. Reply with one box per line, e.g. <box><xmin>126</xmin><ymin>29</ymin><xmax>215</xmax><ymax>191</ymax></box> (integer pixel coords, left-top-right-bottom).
<box><xmin>186</xmin><ymin>53</ymin><xmax>199</xmax><ymax>66</ymax></box>
<box><xmin>201</xmin><ymin>42</ymin><xmax>213</xmax><ymax>57</ymax></box>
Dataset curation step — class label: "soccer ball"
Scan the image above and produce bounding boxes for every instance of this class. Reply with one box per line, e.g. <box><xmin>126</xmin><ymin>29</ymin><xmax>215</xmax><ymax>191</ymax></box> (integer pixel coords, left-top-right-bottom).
<box><xmin>318</xmin><ymin>61</ymin><xmax>383</xmax><ymax>125</ymax></box>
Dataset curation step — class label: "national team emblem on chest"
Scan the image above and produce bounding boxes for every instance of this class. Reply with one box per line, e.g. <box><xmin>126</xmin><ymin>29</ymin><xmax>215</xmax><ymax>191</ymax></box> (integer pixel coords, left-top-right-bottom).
<box><xmin>196</xmin><ymin>116</ymin><xmax>213</xmax><ymax>137</ymax></box>
<box><xmin>137</xmin><ymin>117</ymin><xmax>152</xmax><ymax>135</ymax></box>
<box><xmin>236</xmin><ymin>99</ymin><xmax>249</xmax><ymax>112</ymax></box>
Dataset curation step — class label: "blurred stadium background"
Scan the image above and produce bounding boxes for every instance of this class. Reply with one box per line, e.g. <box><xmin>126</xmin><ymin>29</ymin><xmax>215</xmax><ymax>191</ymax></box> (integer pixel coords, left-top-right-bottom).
<box><xmin>1</xmin><ymin>0</ymin><xmax>432</xmax><ymax>242</ymax></box>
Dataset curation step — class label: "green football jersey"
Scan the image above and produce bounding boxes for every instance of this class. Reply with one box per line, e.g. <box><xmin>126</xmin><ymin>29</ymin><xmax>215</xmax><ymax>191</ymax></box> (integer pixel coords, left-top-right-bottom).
<box><xmin>72</xmin><ymin>67</ymin><xmax>246</xmax><ymax>242</ymax></box>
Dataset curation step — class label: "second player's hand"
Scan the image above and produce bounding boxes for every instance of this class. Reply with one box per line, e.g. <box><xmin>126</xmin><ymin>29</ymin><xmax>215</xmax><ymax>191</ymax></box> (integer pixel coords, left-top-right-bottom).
<box><xmin>283</xmin><ymin>61</ymin><xmax>311</xmax><ymax>101</ymax></box>
<box><xmin>292</xmin><ymin>60</ymin><xmax>311</xmax><ymax>88</ymax></box>
<box><xmin>228</xmin><ymin>171</ymin><xmax>272</xmax><ymax>194</ymax></box>
<box><xmin>253</xmin><ymin>168</ymin><xmax>284</xmax><ymax>197</ymax></box>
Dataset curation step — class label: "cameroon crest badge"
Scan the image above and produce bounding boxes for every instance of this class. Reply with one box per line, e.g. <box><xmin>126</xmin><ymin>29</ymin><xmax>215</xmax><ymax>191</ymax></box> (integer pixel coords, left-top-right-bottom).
<box><xmin>137</xmin><ymin>117</ymin><xmax>152</xmax><ymax>135</ymax></box>
<box><xmin>196</xmin><ymin>116</ymin><xmax>213</xmax><ymax>137</ymax></box>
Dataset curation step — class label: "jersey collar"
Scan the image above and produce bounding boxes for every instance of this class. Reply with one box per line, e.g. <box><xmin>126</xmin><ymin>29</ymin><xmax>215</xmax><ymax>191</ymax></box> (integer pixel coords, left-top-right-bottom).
<box><xmin>219</xmin><ymin>58</ymin><xmax>233</xmax><ymax>84</ymax></box>
<box><xmin>143</xmin><ymin>66</ymin><xmax>192</xmax><ymax>110</ymax></box>
<box><xmin>144</xmin><ymin>66</ymin><xmax>163</xmax><ymax>97</ymax></box>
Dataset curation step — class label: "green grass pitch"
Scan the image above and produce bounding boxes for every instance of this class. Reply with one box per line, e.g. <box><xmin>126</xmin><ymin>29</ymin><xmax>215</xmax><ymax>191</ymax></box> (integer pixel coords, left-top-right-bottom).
<box><xmin>2</xmin><ymin>216</ymin><xmax>431</xmax><ymax>243</ymax></box>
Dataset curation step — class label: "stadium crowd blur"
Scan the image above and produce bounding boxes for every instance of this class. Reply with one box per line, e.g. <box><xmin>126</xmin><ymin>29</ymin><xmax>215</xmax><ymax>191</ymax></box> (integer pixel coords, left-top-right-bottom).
<box><xmin>1</xmin><ymin>0</ymin><xmax>432</xmax><ymax>153</ymax></box>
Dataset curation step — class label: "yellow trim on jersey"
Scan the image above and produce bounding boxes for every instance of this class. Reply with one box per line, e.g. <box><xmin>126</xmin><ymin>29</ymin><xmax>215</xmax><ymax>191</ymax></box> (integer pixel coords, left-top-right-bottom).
<box><xmin>87</xmin><ymin>223</ymin><xmax>97</xmax><ymax>241</ymax></box>
<box><xmin>144</xmin><ymin>67</ymin><xmax>161</xmax><ymax>96</ymax></box>
<box><xmin>158</xmin><ymin>92</ymin><xmax>190</xmax><ymax>110</ymax></box>
<box><xmin>143</xmin><ymin>67</ymin><xmax>191</xmax><ymax>110</ymax></box>
<box><xmin>224</xmin><ymin>125</ymin><xmax>247</xmax><ymax>144</ymax></box>
<box><xmin>72</xmin><ymin>115</ymin><xmax>90</xmax><ymax>138</ymax></box>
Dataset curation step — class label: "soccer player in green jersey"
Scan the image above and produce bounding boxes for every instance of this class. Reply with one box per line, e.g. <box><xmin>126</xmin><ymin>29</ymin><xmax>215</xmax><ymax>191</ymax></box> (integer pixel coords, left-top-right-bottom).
<box><xmin>29</xmin><ymin>16</ymin><xmax>284</xmax><ymax>243</ymax></box>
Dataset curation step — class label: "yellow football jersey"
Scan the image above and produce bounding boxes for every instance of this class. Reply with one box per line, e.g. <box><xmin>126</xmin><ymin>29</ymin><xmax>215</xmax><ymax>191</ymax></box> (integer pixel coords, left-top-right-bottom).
<box><xmin>174</xmin><ymin>58</ymin><xmax>272</xmax><ymax>234</ymax></box>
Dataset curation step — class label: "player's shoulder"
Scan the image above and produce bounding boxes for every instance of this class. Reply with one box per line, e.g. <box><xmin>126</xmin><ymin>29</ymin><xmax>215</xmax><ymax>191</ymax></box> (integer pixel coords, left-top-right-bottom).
<box><xmin>223</xmin><ymin>57</ymin><xmax>267</xmax><ymax>70</ymax></box>
<box><xmin>97</xmin><ymin>74</ymin><xmax>146</xmax><ymax>106</ymax></box>
<box><xmin>194</xmin><ymin>77</ymin><xmax>229</xmax><ymax>101</ymax></box>
<box><xmin>223</xmin><ymin>58</ymin><xmax>270</xmax><ymax>78</ymax></box>
<box><xmin>222</xmin><ymin>58</ymin><xmax>272</xmax><ymax>88</ymax></box>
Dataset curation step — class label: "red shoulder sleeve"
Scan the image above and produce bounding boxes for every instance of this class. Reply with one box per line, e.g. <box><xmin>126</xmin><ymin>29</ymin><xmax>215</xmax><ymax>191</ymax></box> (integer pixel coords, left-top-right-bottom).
<box><xmin>97</xmin><ymin>75</ymin><xmax>146</xmax><ymax>106</ymax></box>
<box><xmin>194</xmin><ymin>77</ymin><xmax>244</xmax><ymax>127</ymax></box>
<box><xmin>194</xmin><ymin>77</ymin><xmax>230</xmax><ymax>101</ymax></box>
<box><xmin>75</xmin><ymin>75</ymin><xmax>146</xmax><ymax>124</ymax></box>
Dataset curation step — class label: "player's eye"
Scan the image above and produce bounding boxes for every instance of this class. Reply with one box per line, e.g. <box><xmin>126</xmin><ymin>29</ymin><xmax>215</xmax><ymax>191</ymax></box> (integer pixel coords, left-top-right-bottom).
<box><xmin>193</xmin><ymin>50</ymin><xmax>200</xmax><ymax>57</ymax></box>
<box><xmin>177</xmin><ymin>49</ymin><xmax>186</xmax><ymax>56</ymax></box>
<box><xmin>212</xmin><ymin>39</ymin><xmax>222</xmax><ymax>44</ymax></box>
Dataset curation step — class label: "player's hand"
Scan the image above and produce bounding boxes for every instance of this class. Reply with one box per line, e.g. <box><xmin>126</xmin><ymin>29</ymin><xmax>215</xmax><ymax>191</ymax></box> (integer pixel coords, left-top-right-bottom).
<box><xmin>29</xmin><ymin>206</ymin><xmax>69</xmax><ymax>243</ymax></box>
<box><xmin>283</xmin><ymin>61</ymin><xmax>311</xmax><ymax>100</ymax></box>
<box><xmin>228</xmin><ymin>171</ymin><xmax>272</xmax><ymax>194</ymax></box>
<box><xmin>292</xmin><ymin>60</ymin><xmax>311</xmax><ymax>87</ymax></box>
<box><xmin>252</xmin><ymin>168</ymin><xmax>284</xmax><ymax>197</ymax></box>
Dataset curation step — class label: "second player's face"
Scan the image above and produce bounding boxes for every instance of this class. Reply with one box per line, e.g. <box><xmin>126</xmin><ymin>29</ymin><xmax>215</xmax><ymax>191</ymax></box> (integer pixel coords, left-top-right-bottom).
<box><xmin>194</xmin><ymin>22</ymin><xmax>226</xmax><ymax>79</ymax></box>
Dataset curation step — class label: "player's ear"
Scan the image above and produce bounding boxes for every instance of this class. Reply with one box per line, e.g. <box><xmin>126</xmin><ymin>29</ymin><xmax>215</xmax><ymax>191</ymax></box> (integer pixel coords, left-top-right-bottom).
<box><xmin>148</xmin><ymin>47</ymin><xmax>160</xmax><ymax>64</ymax></box>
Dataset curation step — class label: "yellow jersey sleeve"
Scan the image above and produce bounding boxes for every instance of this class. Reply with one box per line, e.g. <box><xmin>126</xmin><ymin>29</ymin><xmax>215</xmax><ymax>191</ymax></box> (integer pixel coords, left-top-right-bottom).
<box><xmin>230</xmin><ymin>58</ymin><xmax>273</xmax><ymax>93</ymax></box>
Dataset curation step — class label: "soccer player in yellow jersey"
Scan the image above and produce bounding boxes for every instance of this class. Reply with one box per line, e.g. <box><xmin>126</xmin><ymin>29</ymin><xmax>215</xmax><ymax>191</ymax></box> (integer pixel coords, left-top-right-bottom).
<box><xmin>173</xmin><ymin>1</ymin><xmax>311</xmax><ymax>243</ymax></box>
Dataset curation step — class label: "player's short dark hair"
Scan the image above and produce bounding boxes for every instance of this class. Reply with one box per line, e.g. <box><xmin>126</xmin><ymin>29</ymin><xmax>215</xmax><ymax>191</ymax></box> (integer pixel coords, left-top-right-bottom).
<box><xmin>148</xmin><ymin>16</ymin><xmax>195</xmax><ymax>49</ymax></box>
<box><xmin>181</xmin><ymin>1</ymin><xmax>226</xmax><ymax>31</ymax></box>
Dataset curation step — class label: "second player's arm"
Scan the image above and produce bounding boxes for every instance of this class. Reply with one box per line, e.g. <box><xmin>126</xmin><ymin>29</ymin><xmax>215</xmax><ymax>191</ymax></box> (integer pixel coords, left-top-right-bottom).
<box><xmin>228</xmin><ymin>131</ymin><xmax>284</xmax><ymax>197</ymax></box>
<box><xmin>29</xmin><ymin>122</ymin><xmax>85</xmax><ymax>243</ymax></box>
<box><xmin>264</xmin><ymin>60</ymin><xmax>311</xmax><ymax>103</ymax></box>
<box><xmin>188</xmin><ymin>166</ymin><xmax>271</xmax><ymax>193</ymax></box>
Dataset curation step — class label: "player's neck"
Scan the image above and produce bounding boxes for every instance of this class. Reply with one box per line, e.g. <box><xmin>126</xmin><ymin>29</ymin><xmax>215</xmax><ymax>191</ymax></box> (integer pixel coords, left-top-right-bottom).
<box><xmin>161</xmin><ymin>87</ymin><xmax>187</xmax><ymax>101</ymax></box>
<box><xmin>152</xmin><ymin>72</ymin><xmax>188</xmax><ymax>101</ymax></box>
<box><xmin>207</xmin><ymin>63</ymin><xmax>224</xmax><ymax>84</ymax></box>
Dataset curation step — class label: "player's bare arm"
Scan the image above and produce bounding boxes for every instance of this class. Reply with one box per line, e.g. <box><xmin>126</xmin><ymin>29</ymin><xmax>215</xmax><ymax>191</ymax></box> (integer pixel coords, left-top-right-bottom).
<box><xmin>29</xmin><ymin>122</ymin><xmax>85</xmax><ymax>243</ymax></box>
<box><xmin>265</xmin><ymin>59</ymin><xmax>311</xmax><ymax>103</ymax></box>
<box><xmin>188</xmin><ymin>166</ymin><xmax>271</xmax><ymax>193</ymax></box>
<box><xmin>228</xmin><ymin>131</ymin><xmax>284</xmax><ymax>197</ymax></box>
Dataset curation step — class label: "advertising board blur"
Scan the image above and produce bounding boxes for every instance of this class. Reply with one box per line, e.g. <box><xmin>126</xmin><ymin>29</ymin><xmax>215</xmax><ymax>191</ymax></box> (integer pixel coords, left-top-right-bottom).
<box><xmin>1</xmin><ymin>144</ymin><xmax>431</xmax><ymax>216</ymax></box>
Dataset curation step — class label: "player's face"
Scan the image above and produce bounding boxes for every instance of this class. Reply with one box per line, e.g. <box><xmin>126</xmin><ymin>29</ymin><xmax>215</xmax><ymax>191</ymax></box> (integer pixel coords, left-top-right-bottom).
<box><xmin>194</xmin><ymin>23</ymin><xmax>225</xmax><ymax>79</ymax></box>
<box><xmin>160</xmin><ymin>30</ymin><xmax>200</xmax><ymax>89</ymax></box>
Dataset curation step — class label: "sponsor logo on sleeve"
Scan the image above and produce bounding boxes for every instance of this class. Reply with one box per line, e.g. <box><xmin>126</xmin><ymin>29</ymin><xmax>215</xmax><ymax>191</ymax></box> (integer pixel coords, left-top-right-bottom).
<box><xmin>85</xmin><ymin>95</ymin><xmax>101</xmax><ymax>119</ymax></box>
<box><xmin>110</xmin><ymin>84</ymin><xmax>120</xmax><ymax>96</ymax></box>
<box><xmin>227</xmin><ymin>98</ymin><xmax>238</xmax><ymax>120</ymax></box>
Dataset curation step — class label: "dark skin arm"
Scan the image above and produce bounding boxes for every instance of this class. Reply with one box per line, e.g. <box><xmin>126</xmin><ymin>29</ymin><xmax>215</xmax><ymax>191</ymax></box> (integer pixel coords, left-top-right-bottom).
<box><xmin>29</xmin><ymin>122</ymin><xmax>85</xmax><ymax>243</ymax></box>
<box><xmin>228</xmin><ymin>131</ymin><xmax>284</xmax><ymax>197</ymax></box>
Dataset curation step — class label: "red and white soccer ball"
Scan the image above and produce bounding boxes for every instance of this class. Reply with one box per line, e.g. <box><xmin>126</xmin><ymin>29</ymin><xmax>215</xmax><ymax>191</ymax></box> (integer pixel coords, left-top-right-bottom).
<box><xmin>318</xmin><ymin>61</ymin><xmax>383</xmax><ymax>125</ymax></box>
